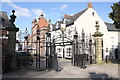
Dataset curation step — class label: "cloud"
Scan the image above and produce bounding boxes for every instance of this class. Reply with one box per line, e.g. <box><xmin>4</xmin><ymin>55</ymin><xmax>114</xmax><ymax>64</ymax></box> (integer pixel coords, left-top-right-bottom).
<box><xmin>2</xmin><ymin>0</ymin><xmax>32</xmax><ymax>17</ymax></box>
<box><xmin>15</xmin><ymin>8</ymin><xmax>31</xmax><ymax>17</ymax></box>
<box><xmin>60</xmin><ymin>4</ymin><xmax>69</xmax><ymax>10</ymax></box>
<box><xmin>32</xmin><ymin>9</ymin><xmax>46</xmax><ymax>19</ymax></box>
<box><xmin>2</xmin><ymin>0</ymin><xmax>46</xmax><ymax>18</ymax></box>
<box><xmin>1</xmin><ymin>0</ymin><xmax>10</xmax><ymax>2</ymax></box>
<box><xmin>32</xmin><ymin>9</ymin><xmax>45</xmax><ymax>16</ymax></box>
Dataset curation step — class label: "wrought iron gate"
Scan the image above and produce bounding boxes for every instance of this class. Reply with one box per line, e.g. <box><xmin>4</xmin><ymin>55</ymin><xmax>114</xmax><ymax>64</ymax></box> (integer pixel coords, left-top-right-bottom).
<box><xmin>16</xmin><ymin>29</ymin><xmax>96</xmax><ymax>71</ymax></box>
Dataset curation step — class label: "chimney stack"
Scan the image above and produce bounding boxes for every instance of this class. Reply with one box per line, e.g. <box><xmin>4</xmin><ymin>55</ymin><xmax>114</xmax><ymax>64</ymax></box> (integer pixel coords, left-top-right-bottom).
<box><xmin>88</xmin><ymin>2</ymin><xmax>93</xmax><ymax>8</ymax></box>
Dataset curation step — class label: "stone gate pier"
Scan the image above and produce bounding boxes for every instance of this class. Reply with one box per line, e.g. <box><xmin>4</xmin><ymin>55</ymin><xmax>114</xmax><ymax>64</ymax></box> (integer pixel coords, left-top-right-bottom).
<box><xmin>93</xmin><ymin>21</ymin><xmax>103</xmax><ymax>64</ymax></box>
<box><xmin>3</xmin><ymin>10</ymin><xmax>19</xmax><ymax>72</ymax></box>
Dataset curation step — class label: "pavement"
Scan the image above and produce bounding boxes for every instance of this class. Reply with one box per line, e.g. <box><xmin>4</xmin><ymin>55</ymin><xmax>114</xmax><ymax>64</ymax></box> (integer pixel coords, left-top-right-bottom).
<box><xmin>2</xmin><ymin>58</ymin><xmax>119</xmax><ymax>79</ymax></box>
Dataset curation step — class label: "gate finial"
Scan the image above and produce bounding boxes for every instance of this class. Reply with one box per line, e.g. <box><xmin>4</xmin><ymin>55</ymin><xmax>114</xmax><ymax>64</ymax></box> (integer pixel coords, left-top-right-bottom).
<box><xmin>74</xmin><ymin>26</ymin><xmax>78</xmax><ymax>35</ymax></box>
<box><xmin>89</xmin><ymin>33</ymin><xmax>92</xmax><ymax>38</ymax></box>
<box><xmin>9</xmin><ymin>10</ymin><xmax>16</xmax><ymax>26</ymax></box>
<box><xmin>82</xmin><ymin>28</ymin><xmax>85</xmax><ymax>38</ymax></box>
<box><xmin>92</xmin><ymin>21</ymin><xmax>103</xmax><ymax>37</ymax></box>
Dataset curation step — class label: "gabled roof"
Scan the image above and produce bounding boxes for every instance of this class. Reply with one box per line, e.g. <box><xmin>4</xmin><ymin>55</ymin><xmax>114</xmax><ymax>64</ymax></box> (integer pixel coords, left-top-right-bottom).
<box><xmin>64</xmin><ymin>14</ymin><xmax>72</xmax><ymax>19</ymax></box>
<box><xmin>53</xmin><ymin>8</ymin><xmax>88</xmax><ymax>30</ymax></box>
<box><xmin>64</xmin><ymin>8</ymin><xmax>88</xmax><ymax>26</ymax></box>
<box><xmin>105</xmin><ymin>22</ymin><xmax>119</xmax><ymax>31</ymax></box>
<box><xmin>54</xmin><ymin>21</ymin><xmax>63</xmax><ymax>30</ymax></box>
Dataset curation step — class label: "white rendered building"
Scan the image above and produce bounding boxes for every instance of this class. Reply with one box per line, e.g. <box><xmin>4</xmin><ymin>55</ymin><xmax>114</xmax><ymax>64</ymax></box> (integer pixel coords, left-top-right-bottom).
<box><xmin>50</xmin><ymin>3</ymin><xmax>119</xmax><ymax>59</ymax></box>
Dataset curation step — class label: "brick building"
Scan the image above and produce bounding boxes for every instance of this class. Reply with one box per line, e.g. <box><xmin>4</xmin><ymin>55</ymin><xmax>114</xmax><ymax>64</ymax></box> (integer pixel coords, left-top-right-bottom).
<box><xmin>31</xmin><ymin>13</ymin><xmax>50</xmax><ymax>56</ymax></box>
<box><xmin>0</xmin><ymin>11</ymin><xmax>10</xmax><ymax>54</ymax></box>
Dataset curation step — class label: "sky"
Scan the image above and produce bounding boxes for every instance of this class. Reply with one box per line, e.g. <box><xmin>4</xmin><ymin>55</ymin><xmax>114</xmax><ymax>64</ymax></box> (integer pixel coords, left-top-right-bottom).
<box><xmin>1</xmin><ymin>1</ymin><xmax>117</xmax><ymax>34</ymax></box>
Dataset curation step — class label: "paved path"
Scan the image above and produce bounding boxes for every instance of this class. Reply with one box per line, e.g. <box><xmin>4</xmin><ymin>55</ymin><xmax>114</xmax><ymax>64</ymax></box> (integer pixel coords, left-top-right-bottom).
<box><xmin>2</xmin><ymin>59</ymin><xmax>119</xmax><ymax>79</ymax></box>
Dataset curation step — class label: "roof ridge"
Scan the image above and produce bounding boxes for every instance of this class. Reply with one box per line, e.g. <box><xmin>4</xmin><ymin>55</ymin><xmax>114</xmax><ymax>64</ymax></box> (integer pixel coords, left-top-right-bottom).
<box><xmin>72</xmin><ymin>8</ymin><xmax>88</xmax><ymax>17</ymax></box>
<box><xmin>65</xmin><ymin>8</ymin><xmax>88</xmax><ymax>26</ymax></box>
<box><xmin>64</xmin><ymin>8</ymin><xmax>88</xmax><ymax>19</ymax></box>
<box><xmin>64</xmin><ymin>14</ymin><xmax>72</xmax><ymax>18</ymax></box>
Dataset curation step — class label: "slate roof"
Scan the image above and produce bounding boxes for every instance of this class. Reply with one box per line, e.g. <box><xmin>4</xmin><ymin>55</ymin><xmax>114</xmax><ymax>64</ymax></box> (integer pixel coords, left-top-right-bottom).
<box><xmin>105</xmin><ymin>22</ymin><xmax>119</xmax><ymax>31</ymax></box>
<box><xmin>54</xmin><ymin>21</ymin><xmax>63</xmax><ymax>30</ymax></box>
<box><xmin>54</xmin><ymin>8</ymin><xmax>119</xmax><ymax>32</ymax></box>
<box><xmin>64</xmin><ymin>8</ymin><xmax>88</xmax><ymax>26</ymax></box>
<box><xmin>64</xmin><ymin>9</ymin><xmax>119</xmax><ymax>32</ymax></box>
<box><xmin>64</xmin><ymin>14</ymin><xmax>72</xmax><ymax>19</ymax></box>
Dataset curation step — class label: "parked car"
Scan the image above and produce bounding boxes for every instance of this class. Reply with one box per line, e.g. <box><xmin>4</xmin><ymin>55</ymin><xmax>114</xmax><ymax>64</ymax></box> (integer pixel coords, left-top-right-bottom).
<box><xmin>16</xmin><ymin>51</ymin><xmax>34</xmax><ymax>65</ymax></box>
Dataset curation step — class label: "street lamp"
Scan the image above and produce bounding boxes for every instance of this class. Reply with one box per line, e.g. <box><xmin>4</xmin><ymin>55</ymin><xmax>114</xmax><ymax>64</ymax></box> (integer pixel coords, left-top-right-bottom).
<box><xmin>36</xmin><ymin>29</ymin><xmax>40</xmax><ymax>70</ymax></box>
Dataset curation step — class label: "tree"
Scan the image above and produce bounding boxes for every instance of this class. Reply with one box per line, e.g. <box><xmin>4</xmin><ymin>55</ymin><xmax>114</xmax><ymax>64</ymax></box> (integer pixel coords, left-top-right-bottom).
<box><xmin>109</xmin><ymin>2</ymin><xmax>120</xmax><ymax>29</ymax></box>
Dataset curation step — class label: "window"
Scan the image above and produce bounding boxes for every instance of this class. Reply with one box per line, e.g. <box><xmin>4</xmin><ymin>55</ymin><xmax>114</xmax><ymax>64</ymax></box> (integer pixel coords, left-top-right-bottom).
<box><xmin>60</xmin><ymin>34</ymin><xmax>62</xmax><ymax>38</ymax></box>
<box><xmin>111</xmin><ymin>37</ymin><xmax>114</xmax><ymax>39</ymax></box>
<box><xmin>57</xmin><ymin>48</ymin><xmax>61</xmax><ymax>53</ymax></box>
<box><xmin>106</xmin><ymin>48</ymin><xmax>108</xmax><ymax>52</ymax></box>
<box><xmin>112</xmin><ymin>45</ymin><xmax>114</xmax><ymax>50</ymax></box>
<box><xmin>68</xmin><ymin>30</ymin><xmax>71</xmax><ymax>35</ymax></box>
<box><xmin>66</xmin><ymin>48</ymin><xmax>72</xmax><ymax>56</ymax></box>
<box><xmin>92</xmin><ymin>12</ymin><xmax>94</xmax><ymax>16</ymax></box>
<box><xmin>112</xmin><ymin>45</ymin><xmax>114</xmax><ymax>48</ymax></box>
